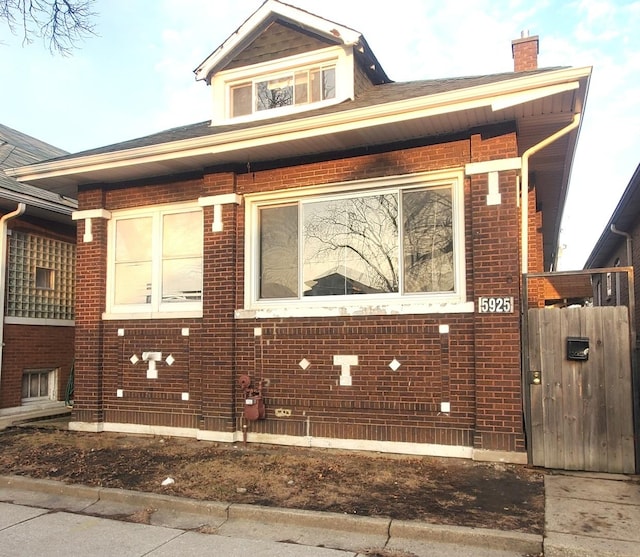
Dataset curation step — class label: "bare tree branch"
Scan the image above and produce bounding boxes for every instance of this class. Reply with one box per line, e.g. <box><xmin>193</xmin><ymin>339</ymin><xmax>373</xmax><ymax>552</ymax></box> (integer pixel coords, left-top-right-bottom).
<box><xmin>0</xmin><ymin>0</ymin><xmax>97</xmax><ymax>55</ymax></box>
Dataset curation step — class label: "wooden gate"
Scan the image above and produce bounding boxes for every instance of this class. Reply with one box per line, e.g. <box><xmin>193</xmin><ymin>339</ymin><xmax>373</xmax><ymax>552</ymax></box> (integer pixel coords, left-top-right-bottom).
<box><xmin>527</xmin><ymin>306</ymin><xmax>636</xmax><ymax>473</ymax></box>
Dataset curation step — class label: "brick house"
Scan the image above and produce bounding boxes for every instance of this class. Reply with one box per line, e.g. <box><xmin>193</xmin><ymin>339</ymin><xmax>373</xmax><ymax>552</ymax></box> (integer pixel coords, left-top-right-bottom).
<box><xmin>584</xmin><ymin>163</ymin><xmax>640</xmax><ymax>338</ymax></box>
<box><xmin>0</xmin><ymin>124</ymin><xmax>76</xmax><ymax>415</ymax></box>
<box><xmin>7</xmin><ymin>1</ymin><xmax>590</xmax><ymax>463</ymax></box>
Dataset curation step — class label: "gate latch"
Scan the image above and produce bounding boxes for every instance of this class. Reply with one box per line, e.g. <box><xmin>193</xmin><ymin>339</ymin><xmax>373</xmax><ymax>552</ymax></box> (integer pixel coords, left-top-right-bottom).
<box><xmin>529</xmin><ymin>371</ymin><xmax>541</xmax><ymax>385</ymax></box>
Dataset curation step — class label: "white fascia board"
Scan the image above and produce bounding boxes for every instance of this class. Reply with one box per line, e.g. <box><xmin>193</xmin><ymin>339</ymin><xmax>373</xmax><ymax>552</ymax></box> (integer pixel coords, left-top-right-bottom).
<box><xmin>194</xmin><ymin>0</ymin><xmax>361</xmax><ymax>81</ymax></box>
<box><xmin>8</xmin><ymin>66</ymin><xmax>591</xmax><ymax>185</ymax></box>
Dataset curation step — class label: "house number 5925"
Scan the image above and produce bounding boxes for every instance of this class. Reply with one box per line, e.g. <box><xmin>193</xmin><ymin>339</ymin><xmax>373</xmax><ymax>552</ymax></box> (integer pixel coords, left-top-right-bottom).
<box><xmin>478</xmin><ymin>296</ymin><xmax>514</xmax><ymax>313</ymax></box>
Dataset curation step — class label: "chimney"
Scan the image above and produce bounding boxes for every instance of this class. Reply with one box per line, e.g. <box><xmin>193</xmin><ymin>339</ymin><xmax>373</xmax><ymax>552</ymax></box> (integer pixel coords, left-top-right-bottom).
<box><xmin>512</xmin><ymin>31</ymin><xmax>539</xmax><ymax>71</ymax></box>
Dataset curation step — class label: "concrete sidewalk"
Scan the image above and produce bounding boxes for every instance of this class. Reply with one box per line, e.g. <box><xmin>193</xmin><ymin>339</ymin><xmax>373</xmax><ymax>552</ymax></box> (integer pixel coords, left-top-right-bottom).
<box><xmin>2</xmin><ymin>472</ymin><xmax>640</xmax><ymax>556</ymax></box>
<box><xmin>545</xmin><ymin>473</ymin><xmax>640</xmax><ymax>557</ymax></box>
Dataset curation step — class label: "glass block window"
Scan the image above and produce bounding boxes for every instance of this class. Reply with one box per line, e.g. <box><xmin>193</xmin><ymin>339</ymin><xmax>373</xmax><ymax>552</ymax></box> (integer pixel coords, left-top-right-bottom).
<box><xmin>7</xmin><ymin>231</ymin><xmax>75</xmax><ymax>320</ymax></box>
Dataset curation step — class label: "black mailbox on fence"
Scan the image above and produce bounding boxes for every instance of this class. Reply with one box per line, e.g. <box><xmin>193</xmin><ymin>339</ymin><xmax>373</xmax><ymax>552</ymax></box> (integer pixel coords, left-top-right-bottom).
<box><xmin>567</xmin><ymin>337</ymin><xmax>589</xmax><ymax>361</ymax></box>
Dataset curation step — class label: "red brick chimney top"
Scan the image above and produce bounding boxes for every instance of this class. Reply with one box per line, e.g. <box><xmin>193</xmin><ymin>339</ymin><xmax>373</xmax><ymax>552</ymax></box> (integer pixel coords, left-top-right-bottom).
<box><xmin>512</xmin><ymin>33</ymin><xmax>539</xmax><ymax>72</ymax></box>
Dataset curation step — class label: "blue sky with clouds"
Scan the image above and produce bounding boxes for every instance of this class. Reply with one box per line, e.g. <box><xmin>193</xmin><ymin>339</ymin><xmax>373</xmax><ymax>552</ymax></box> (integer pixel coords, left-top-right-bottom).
<box><xmin>1</xmin><ymin>0</ymin><xmax>638</xmax><ymax>270</ymax></box>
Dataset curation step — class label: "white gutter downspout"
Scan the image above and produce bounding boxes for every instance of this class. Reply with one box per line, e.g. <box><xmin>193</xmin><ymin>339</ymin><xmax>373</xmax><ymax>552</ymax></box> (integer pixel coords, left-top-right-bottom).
<box><xmin>610</xmin><ymin>224</ymin><xmax>632</xmax><ymax>267</ymax></box>
<box><xmin>521</xmin><ymin>114</ymin><xmax>581</xmax><ymax>274</ymax></box>
<box><xmin>0</xmin><ymin>203</ymin><xmax>26</xmax><ymax>395</ymax></box>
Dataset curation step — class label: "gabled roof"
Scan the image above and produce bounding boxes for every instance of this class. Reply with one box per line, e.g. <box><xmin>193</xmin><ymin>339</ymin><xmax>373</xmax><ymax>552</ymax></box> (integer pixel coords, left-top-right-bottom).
<box><xmin>32</xmin><ymin>69</ymin><xmax>561</xmax><ymax>161</ymax></box>
<box><xmin>194</xmin><ymin>0</ymin><xmax>389</xmax><ymax>85</ymax></box>
<box><xmin>584</xmin><ymin>163</ymin><xmax>640</xmax><ymax>269</ymax></box>
<box><xmin>0</xmin><ymin>124</ymin><xmax>77</xmax><ymax>220</ymax></box>
<box><xmin>4</xmin><ymin>2</ymin><xmax>591</xmax><ymax>269</ymax></box>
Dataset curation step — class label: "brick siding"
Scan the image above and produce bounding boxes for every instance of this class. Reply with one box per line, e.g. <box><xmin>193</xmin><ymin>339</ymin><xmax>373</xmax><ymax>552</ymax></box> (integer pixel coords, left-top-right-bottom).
<box><xmin>74</xmin><ymin>128</ymin><xmax>531</xmax><ymax>455</ymax></box>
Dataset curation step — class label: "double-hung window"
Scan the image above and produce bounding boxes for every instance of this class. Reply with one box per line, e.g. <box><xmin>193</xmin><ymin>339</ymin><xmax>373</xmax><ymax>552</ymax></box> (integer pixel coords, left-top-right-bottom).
<box><xmin>106</xmin><ymin>204</ymin><xmax>203</xmax><ymax>318</ymax></box>
<box><xmin>244</xmin><ymin>172</ymin><xmax>467</xmax><ymax>316</ymax></box>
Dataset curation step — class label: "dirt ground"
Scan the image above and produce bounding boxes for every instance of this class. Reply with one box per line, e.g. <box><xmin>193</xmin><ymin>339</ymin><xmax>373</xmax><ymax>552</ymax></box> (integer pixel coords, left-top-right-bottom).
<box><xmin>0</xmin><ymin>424</ymin><xmax>544</xmax><ymax>535</ymax></box>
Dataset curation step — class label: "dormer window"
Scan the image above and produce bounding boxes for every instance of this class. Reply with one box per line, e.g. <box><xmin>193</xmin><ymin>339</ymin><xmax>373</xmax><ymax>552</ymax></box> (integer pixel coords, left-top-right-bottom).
<box><xmin>211</xmin><ymin>46</ymin><xmax>352</xmax><ymax>124</ymax></box>
<box><xmin>195</xmin><ymin>1</ymin><xmax>390</xmax><ymax>126</ymax></box>
<box><xmin>231</xmin><ymin>64</ymin><xmax>336</xmax><ymax>118</ymax></box>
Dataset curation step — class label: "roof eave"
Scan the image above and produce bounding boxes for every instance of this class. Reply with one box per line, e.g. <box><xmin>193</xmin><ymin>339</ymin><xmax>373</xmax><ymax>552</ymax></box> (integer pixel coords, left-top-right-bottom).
<box><xmin>6</xmin><ymin>66</ymin><xmax>591</xmax><ymax>188</ymax></box>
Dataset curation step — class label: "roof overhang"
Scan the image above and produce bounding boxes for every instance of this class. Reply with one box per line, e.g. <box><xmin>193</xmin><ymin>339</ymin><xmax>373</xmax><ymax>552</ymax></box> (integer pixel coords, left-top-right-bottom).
<box><xmin>6</xmin><ymin>66</ymin><xmax>591</xmax><ymax>268</ymax></box>
<box><xmin>7</xmin><ymin>67</ymin><xmax>590</xmax><ymax>188</ymax></box>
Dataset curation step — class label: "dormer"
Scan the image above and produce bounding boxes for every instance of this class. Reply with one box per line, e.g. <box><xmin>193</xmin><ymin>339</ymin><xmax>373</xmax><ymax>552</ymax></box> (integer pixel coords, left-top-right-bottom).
<box><xmin>194</xmin><ymin>0</ymin><xmax>390</xmax><ymax>125</ymax></box>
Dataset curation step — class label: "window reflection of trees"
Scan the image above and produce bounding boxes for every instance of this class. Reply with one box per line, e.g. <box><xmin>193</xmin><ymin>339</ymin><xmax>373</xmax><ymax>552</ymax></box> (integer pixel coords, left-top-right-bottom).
<box><xmin>403</xmin><ymin>188</ymin><xmax>454</xmax><ymax>293</ymax></box>
<box><xmin>257</xmin><ymin>80</ymin><xmax>293</xmax><ymax>110</ymax></box>
<box><xmin>260</xmin><ymin>205</ymin><xmax>298</xmax><ymax>298</ymax></box>
<box><xmin>304</xmin><ymin>195</ymin><xmax>399</xmax><ymax>295</ymax></box>
<box><xmin>258</xmin><ymin>186</ymin><xmax>455</xmax><ymax>300</ymax></box>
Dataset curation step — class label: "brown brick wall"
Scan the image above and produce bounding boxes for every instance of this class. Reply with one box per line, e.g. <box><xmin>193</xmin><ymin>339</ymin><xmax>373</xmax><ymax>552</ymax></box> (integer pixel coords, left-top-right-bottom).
<box><xmin>74</xmin><ymin>130</ymin><xmax>527</xmax><ymax>453</ymax></box>
<box><xmin>468</xmin><ymin>133</ymin><xmax>523</xmax><ymax>451</ymax></box>
<box><xmin>0</xmin><ymin>217</ymin><xmax>75</xmax><ymax>409</ymax></box>
<box><xmin>0</xmin><ymin>324</ymin><xmax>74</xmax><ymax>408</ymax></box>
<box><xmin>73</xmin><ymin>189</ymin><xmax>107</xmax><ymax>423</ymax></box>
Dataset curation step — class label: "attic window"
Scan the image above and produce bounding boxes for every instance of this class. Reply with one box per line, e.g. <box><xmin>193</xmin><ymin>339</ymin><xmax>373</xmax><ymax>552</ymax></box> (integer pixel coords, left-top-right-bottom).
<box><xmin>230</xmin><ymin>64</ymin><xmax>336</xmax><ymax>118</ymax></box>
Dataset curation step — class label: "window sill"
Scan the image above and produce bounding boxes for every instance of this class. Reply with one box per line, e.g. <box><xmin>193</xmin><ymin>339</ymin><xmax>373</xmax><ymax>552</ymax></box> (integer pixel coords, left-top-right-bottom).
<box><xmin>5</xmin><ymin>317</ymin><xmax>75</xmax><ymax>327</ymax></box>
<box><xmin>235</xmin><ymin>301</ymin><xmax>474</xmax><ymax>319</ymax></box>
<box><xmin>102</xmin><ymin>310</ymin><xmax>203</xmax><ymax>321</ymax></box>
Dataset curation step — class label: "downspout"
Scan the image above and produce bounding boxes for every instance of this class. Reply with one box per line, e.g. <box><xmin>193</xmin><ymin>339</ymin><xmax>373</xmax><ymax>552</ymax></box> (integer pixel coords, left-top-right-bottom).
<box><xmin>521</xmin><ymin>113</ymin><xmax>581</xmax><ymax>274</ymax></box>
<box><xmin>610</xmin><ymin>224</ymin><xmax>632</xmax><ymax>267</ymax></box>
<box><xmin>0</xmin><ymin>203</ymin><xmax>26</xmax><ymax>399</ymax></box>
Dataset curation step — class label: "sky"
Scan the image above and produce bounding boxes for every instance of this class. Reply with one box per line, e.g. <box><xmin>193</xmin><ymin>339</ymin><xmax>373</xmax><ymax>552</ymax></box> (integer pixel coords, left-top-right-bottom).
<box><xmin>1</xmin><ymin>0</ymin><xmax>638</xmax><ymax>270</ymax></box>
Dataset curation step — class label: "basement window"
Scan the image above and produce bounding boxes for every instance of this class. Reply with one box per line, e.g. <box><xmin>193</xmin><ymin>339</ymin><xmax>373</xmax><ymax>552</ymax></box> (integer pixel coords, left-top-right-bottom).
<box><xmin>22</xmin><ymin>368</ymin><xmax>57</xmax><ymax>402</ymax></box>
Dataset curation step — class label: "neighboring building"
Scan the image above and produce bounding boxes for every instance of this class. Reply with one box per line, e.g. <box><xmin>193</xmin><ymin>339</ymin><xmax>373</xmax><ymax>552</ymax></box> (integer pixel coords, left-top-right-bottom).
<box><xmin>0</xmin><ymin>124</ymin><xmax>77</xmax><ymax>411</ymax></box>
<box><xmin>6</xmin><ymin>1</ymin><xmax>590</xmax><ymax>463</ymax></box>
<box><xmin>584</xmin><ymin>163</ymin><xmax>640</xmax><ymax>335</ymax></box>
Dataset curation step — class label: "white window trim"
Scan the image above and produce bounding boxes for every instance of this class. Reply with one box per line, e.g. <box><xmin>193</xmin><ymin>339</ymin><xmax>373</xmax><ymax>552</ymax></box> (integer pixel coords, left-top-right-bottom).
<box><xmin>238</xmin><ymin>170</ymin><xmax>469</xmax><ymax>319</ymax></box>
<box><xmin>22</xmin><ymin>368</ymin><xmax>57</xmax><ymax>403</ymax></box>
<box><xmin>211</xmin><ymin>45</ymin><xmax>354</xmax><ymax>125</ymax></box>
<box><xmin>103</xmin><ymin>201</ymin><xmax>203</xmax><ymax>320</ymax></box>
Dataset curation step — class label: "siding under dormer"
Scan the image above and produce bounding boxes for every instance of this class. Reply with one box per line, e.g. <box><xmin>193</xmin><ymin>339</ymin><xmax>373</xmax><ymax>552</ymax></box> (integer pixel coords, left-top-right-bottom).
<box><xmin>223</xmin><ymin>21</ymin><xmax>336</xmax><ymax>71</ymax></box>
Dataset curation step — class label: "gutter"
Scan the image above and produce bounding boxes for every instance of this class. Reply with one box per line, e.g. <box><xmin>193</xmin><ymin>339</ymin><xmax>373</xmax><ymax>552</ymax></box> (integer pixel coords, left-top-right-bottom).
<box><xmin>0</xmin><ymin>189</ymin><xmax>77</xmax><ymax>215</ymax></box>
<box><xmin>0</xmin><ymin>203</ymin><xmax>26</xmax><ymax>396</ymax></box>
<box><xmin>521</xmin><ymin>113</ymin><xmax>581</xmax><ymax>274</ymax></box>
